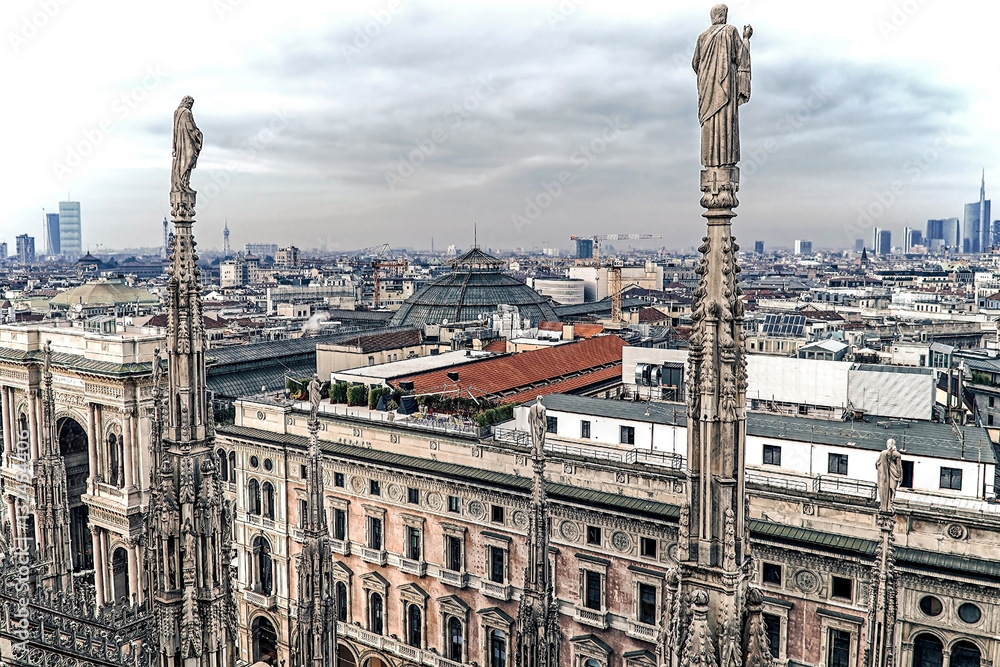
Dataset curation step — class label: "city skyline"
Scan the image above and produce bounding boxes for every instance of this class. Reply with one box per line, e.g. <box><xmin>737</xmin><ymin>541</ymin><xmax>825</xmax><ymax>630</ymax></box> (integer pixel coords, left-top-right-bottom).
<box><xmin>2</xmin><ymin>0</ymin><xmax>998</xmax><ymax>252</ymax></box>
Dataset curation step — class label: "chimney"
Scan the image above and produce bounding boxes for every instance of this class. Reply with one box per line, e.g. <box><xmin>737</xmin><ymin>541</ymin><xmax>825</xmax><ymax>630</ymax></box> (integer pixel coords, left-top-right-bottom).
<box><xmin>562</xmin><ymin>324</ymin><xmax>575</xmax><ymax>341</ymax></box>
<box><xmin>447</xmin><ymin>371</ymin><xmax>459</xmax><ymax>382</ymax></box>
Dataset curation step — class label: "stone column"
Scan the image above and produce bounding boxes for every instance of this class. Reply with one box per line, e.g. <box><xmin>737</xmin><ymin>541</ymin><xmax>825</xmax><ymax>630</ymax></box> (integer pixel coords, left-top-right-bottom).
<box><xmin>1</xmin><ymin>386</ymin><xmax>11</xmax><ymax>466</ymax></box>
<box><xmin>6</xmin><ymin>496</ymin><xmax>17</xmax><ymax>541</ymax></box>
<box><xmin>87</xmin><ymin>403</ymin><xmax>99</xmax><ymax>484</ymax></box>
<box><xmin>127</xmin><ymin>541</ymin><xmax>139</xmax><ymax>604</ymax></box>
<box><xmin>27</xmin><ymin>390</ymin><xmax>38</xmax><ymax>462</ymax></box>
<box><xmin>100</xmin><ymin>527</ymin><xmax>111</xmax><ymax>602</ymax></box>
<box><xmin>93</xmin><ymin>527</ymin><xmax>106</xmax><ymax>605</ymax></box>
<box><xmin>123</xmin><ymin>408</ymin><xmax>135</xmax><ymax>490</ymax></box>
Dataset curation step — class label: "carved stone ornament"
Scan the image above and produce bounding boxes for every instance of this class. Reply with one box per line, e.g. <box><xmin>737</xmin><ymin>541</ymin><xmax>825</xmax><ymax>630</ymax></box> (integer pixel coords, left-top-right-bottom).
<box><xmin>794</xmin><ymin>569</ymin><xmax>819</xmax><ymax>593</ymax></box>
<box><xmin>559</xmin><ymin>520</ymin><xmax>580</xmax><ymax>542</ymax></box>
<box><xmin>468</xmin><ymin>500</ymin><xmax>486</xmax><ymax>520</ymax></box>
<box><xmin>612</xmin><ymin>531</ymin><xmax>632</xmax><ymax>553</ymax></box>
<box><xmin>426</xmin><ymin>492</ymin><xmax>444</xmax><ymax>511</ymax></box>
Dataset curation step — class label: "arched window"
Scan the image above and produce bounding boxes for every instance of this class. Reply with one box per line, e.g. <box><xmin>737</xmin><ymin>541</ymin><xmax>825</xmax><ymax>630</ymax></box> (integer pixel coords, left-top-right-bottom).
<box><xmin>107</xmin><ymin>433</ymin><xmax>120</xmax><ymax>487</ymax></box>
<box><xmin>406</xmin><ymin>604</ymin><xmax>422</xmax><ymax>647</ymax></box>
<box><xmin>18</xmin><ymin>414</ymin><xmax>28</xmax><ymax>442</ymax></box>
<box><xmin>950</xmin><ymin>642</ymin><xmax>981</xmax><ymax>667</ymax></box>
<box><xmin>585</xmin><ymin>660</ymin><xmax>601</xmax><ymax>667</ymax></box>
<box><xmin>248</xmin><ymin>479</ymin><xmax>261</xmax><ymax>515</ymax></box>
<box><xmin>228</xmin><ymin>451</ymin><xmax>236</xmax><ymax>483</ymax></box>
<box><xmin>253</xmin><ymin>536</ymin><xmax>273</xmax><ymax>595</ymax></box>
<box><xmin>217</xmin><ymin>448</ymin><xmax>228</xmax><ymax>482</ymax></box>
<box><xmin>912</xmin><ymin>634</ymin><xmax>943</xmax><ymax>667</ymax></box>
<box><xmin>447</xmin><ymin>616</ymin><xmax>463</xmax><ymax>662</ymax></box>
<box><xmin>489</xmin><ymin>630</ymin><xmax>507</xmax><ymax>667</ymax></box>
<box><xmin>336</xmin><ymin>581</ymin><xmax>348</xmax><ymax>622</ymax></box>
<box><xmin>251</xmin><ymin>615</ymin><xmax>278</xmax><ymax>665</ymax></box>
<box><xmin>262</xmin><ymin>482</ymin><xmax>275</xmax><ymax>519</ymax></box>
<box><xmin>369</xmin><ymin>592</ymin><xmax>384</xmax><ymax>635</ymax></box>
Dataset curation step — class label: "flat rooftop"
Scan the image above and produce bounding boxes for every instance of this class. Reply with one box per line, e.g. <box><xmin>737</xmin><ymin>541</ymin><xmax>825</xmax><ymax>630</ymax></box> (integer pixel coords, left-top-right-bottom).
<box><xmin>334</xmin><ymin>350</ymin><xmax>498</xmax><ymax>380</ymax></box>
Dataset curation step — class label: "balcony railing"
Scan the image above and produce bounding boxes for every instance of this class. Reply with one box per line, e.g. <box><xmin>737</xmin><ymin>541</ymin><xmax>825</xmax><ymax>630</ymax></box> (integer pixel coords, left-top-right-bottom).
<box><xmin>746</xmin><ymin>472</ymin><xmax>809</xmax><ymax>493</ymax></box>
<box><xmin>244</xmin><ymin>589</ymin><xmax>276</xmax><ymax>610</ymax></box>
<box><xmin>330</xmin><ymin>538</ymin><xmax>351</xmax><ymax>556</ymax></box>
<box><xmin>361</xmin><ymin>548</ymin><xmax>388</xmax><ymax>566</ymax></box>
<box><xmin>627</xmin><ymin>620</ymin><xmax>658</xmax><ymax>642</ymax></box>
<box><xmin>399</xmin><ymin>557</ymin><xmax>427</xmax><ymax>577</ymax></box>
<box><xmin>340</xmin><ymin>620</ymin><xmax>467</xmax><ymax>667</ymax></box>
<box><xmin>480</xmin><ymin>580</ymin><xmax>511</xmax><ymax>601</ymax></box>
<box><xmin>437</xmin><ymin>569</ymin><xmax>468</xmax><ymax>588</ymax></box>
<box><xmin>574</xmin><ymin>606</ymin><xmax>608</xmax><ymax>629</ymax></box>
<box><xmin>625</xmin><ymin>449</ymin><xmax>686</xmax><ymax>470</ymax></box>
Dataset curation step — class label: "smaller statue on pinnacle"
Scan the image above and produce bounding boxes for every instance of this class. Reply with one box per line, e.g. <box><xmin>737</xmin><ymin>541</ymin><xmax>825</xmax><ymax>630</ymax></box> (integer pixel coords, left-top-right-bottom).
<box><xmin>171</xmin><ymin>96</ymin><xmax>203</xmax><ymax>195</ymax></box>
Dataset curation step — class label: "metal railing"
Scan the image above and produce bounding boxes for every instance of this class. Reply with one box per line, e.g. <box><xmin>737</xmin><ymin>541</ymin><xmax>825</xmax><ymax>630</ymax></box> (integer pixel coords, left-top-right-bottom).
<box><xmin>746</xmin><ymin>471</ymin><xmax>810</xmax><ymax>492</ymax></box>
<box><xmin>494</xmin><ymin>427</ymin><xmax>532</xmax><ymax>448</ymax></box>
<box><xmin>626</xmin><ymin>449</ymin><xmax>686</xmax><ymax>470</ymax></box>
<box><xmin>312</xmin><ymin>401</ymin><xmax>490</xmax><ymax>438</ymax></box>
<box><xmin>547</xmin><ymin>441</ymin><xmax>624</xmax><ymax>462</ymax></box>
<box><xmin>813</xmin><ymin>474</ymin><xmax>877</xmax><ymax>500</ymax></box>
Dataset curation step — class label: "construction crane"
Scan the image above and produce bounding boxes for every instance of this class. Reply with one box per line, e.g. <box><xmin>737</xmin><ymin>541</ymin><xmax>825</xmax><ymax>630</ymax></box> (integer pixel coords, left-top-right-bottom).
<box><xmin>569</xmin><ymin>233</ymin><xmax>662</xmax><ymax>261</ymax></box>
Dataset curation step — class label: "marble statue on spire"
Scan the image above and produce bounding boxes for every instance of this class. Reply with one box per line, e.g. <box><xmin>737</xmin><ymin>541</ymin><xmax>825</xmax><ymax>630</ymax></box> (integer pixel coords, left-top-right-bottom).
<box><xmin>692</xmin><ymin>4</ymin><xmax>752</xmax><ymax>168</ymax></box>
<box><xmin>171</xmin><ymin>96</ymin><xmax>202</xmax><ymax>195</ymax></box>
<box><xmin>876</xmin><ymin>438</ymin><xmax>903</xmax><ymax>513</ymax></box>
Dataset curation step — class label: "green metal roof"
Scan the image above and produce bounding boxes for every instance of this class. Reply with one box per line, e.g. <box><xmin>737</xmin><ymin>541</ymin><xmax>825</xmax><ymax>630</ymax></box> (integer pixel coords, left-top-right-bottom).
<box><xmin>896</xmin><ymin>547</ymin><xmax>1000</xmax><ymax>581</ymax></box>
<box><xmin>0</xmin><ymin>347</ymin><xmax>154</xmax><ymax>379</ymax></box>
<box><xmin>749</xmin><ymin>519</ymin><xmax>878</xmax><ymax>555</ymax></box>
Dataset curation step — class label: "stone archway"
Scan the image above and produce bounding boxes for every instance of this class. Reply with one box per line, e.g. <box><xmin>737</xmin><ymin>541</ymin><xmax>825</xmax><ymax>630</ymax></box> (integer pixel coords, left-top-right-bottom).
<box><xmin>912</xmin><ymin>634</ymin><xmax>944</xmax><ymax>667</ymax></box>
<box><xmin>950</xmin><ymin>641</ymin><xmax>981</xmax><ymax>667</ymax></box>
<box><xmin>57</xmin><ymin>416</ymin><xmax>91</xmax><ymax>572</ymax></box>
<box><xmin>251</xmin><ymin>615</ymin><xmax>278</xmax><ymax>665</ymax></box>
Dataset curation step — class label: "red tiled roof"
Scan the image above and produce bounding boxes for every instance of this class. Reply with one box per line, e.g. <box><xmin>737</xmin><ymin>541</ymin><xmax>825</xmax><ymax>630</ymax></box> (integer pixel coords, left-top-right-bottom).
<box><xmin>483</xmin><ymin>339</ymin><xmax>507</xmax><ymax>353</ymax></box>
<box><xmin>572</xmin><ymin>324</ymin><xmax>604</xmax><ymax>338</ymax></box>
<box><xmin>538</xmin><ymin>321</ymin><xmax>562</xmax><ymax>332</ymax></box>
<box><xmin>394</xmin><ymin>335</ymin><xmax>627</xmax><ymax>399</ymax></box>
<box><xmin>638</xmin><ymin>307</ymin><xmax>670</xmax><ymax>323</ymax></box>
<box><xmin>502</xmin><ymin>364</ymin><xmax>622</xmax><ymax>404</ymax></box>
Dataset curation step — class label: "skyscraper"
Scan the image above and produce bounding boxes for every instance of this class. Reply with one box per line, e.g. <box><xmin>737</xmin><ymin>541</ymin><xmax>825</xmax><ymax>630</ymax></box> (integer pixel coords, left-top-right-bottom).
<box><xmin>16</xmin><ymin>234</ymin><xmax>35</xmax><ymax>265</ymax></box>
<box><xmin>874</xmin><ymin>227</ymin><xmax>891</xmax><ymax>255</ymax></box>
<box><xmin>903</xmin><ymin>227</ymin><xmax>922</xmax><ymax>253</ymax></box>
<box><xmin>45</xmin><ymin>213</ymin><xmax>61</xmax><ymax>255</ymax></box>
<box><xmin>161</xmin><ymin>217</ymin><xmax>169</xmax><ymax>260</ymax></box>
<box><xmin>963</xmin><ymin>173</ymin><xmax>990</xmax><ymax>253</ymax></box>
<box><xmin>575</xmin><ymin>238</ymin><xmax>594</xmax><ymax>259</ymax></box>
<box><xmin>223</xmin><ymin>220</ymin><xmax>231</xmax><ymax>256</ymax></box>
<box><xmin>793</xmin><ymin>239</ymin><xmax>812</xmax><ymax>255</ymax></box>
<box><xmin>58</xmin><ymin>201</ymin><xmax>82</xmax><ymax>256</ymax></box>
<box><xmin>855</xmin><ymin>238</ymin><xmax>865</xmax><ymax>252</ymax></box>
<box><xmin>926</xmin><ymin>217</ymin><xmax>961</xmax><ymax>249</ymax></box>
<box><xmin>753</xmin><ymin>240</ymin><xmax>764</xmax><ymax>254</ymax></box>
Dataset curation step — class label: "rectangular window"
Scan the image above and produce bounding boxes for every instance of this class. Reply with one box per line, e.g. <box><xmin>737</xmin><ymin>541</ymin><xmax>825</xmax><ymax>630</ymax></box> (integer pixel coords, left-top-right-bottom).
<box><xmin>448</xmin><ymin>496</ymin><xmax>461</xmax><ymax>513</ymax></box>
<box><xmin>640</xmin><ymin>537</ymin><xmax>657</xmax><ymax>558</ymax></box>
<box><xmin>407</xmin><ymin>526</ymin><xmax>421</xmax><ymax>560</ymax></box>
<box><xmin>447</xmin><ymin>535</ymin><xmax>463</xmax><ymax>572</ymax></box>
<box><xmin>828</xmin><ymin>453</ymin><xmax>848</xmax><ymax>475</ymax></box>
<box><xmin>546</xmin><ymin>416</ymin><xmax>558</xmax><ymax>434</ymax></box>
<box><xmin>620</xmin><ymin>425</ymin><xmax>635</xmax><ymax>445</ymax></box>
<box><xmin>581</xmin><ymin>420</ymin><xmax>591</xmax><ymax>439</ymax></box>
<box><xmin>900</xmin><ymin>460</ymin><xmax>913</xmax><ymax>488</ymax></box>
<box><xmin>990</xmin><ymin>414</ymin><xmax>995</xmax><ymax>426</ymax></box>
<box><xmin>763</xmin><ymin>444</ymin><xmax>781</xmax><ymax>466</ymax></box>
<box><xmin>828</xmin><ymin>629</ymin><xmax>851</xmax><ymax>667</ymax></box>
<box><xmin>334</xmin><ymin>472</ymin><xmax>345</xmax><ymax>487</ymax></box>
<box><xmin>638</xmin><ymin>583</ymin><xmax>657</xmax><ymax>625</ymax></box>
<box><xmin>990</xmin><ymin>396</ymin><xmax>996</xmax><ymax>407</ymax></box>
<box><xmin>489</xmin><ymin>546</ymin><xmax>505</xmax><ymax>583</ymax></box>
<box><xmin>370</xmin><ymin>479</ymin><xmax>381</xmax><ymax>496</ymax></box>
<box><xmin>334</xmin><ymin>509</ymin><xmax>346</xmax><ymax>540</ymax></box>
<box><xmin>586</xmin><ymin>526</ymin><xmax>602</xmax><ymax>546</ymax></box>
<box><xmin>763</xmin><ymin>613</ymin><xmax>781</xmax><ymax>659</ymax></box>
<box><xmin>368</xmin><ymin>517</ymin><xmax>383</xmax><ymax>550</ymax></box>
<box><xmin>940</xmin><ymin>467</ymin><xmax>963</xmax><ymax>490</ymax></box>
<box><xmin>300</xmin><ymin>464</ymin><xmax>308</xmax><ymax>479</ymax></box>
<box><xmin>762</xmin><ymin>562</ymin><xmax>782</xmax><ymax>585</ymax></box>
<box><xmin>407</xmin><ymin>487</ymin><xmax>420</xmax><ymax>504</ymax></box>
<box><xmin>584</xmin><ymin>571</ymin><xmax>602</xmax><ymax>610</ymax></box>
<box><xmin>491</xmin><ymin>505</ymin><xmax>505</xmax><ymax>524</ymax></box>
<box><xmin>831</xmin><ymin>576</ymin><xmax>853</xmax><ymax>601</ymax></box>
<box><xmin>298</xmin><ymin>499</ymin><xmax>308</xmax><ymax>529</ymax></box>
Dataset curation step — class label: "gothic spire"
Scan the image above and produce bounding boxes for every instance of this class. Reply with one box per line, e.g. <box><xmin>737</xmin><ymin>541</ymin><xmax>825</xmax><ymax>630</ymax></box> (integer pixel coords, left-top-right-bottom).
<box><xmin>517</xmin><ymin>397</ymin><xmax>560</xmax><ymax>667</ymax></box>
<box><xmin>34</xmin><ymin>340</ymin><xmax>73</xmax><ymax>593</ymax></box>
<box><xmin>145</xmin><ymin>96</ymin><xmax>237</xmax><ymax>667</ymax></box>
<box><xmin>293</xmin><ymin>376</ymin><xmax>338</xmax><ymax>667</ymax></box>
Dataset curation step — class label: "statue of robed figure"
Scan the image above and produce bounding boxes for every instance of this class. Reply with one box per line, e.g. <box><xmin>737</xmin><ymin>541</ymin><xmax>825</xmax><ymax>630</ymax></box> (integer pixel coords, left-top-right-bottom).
<box><xmin>528</xmin><ymin>396</ymin><xmax>547</xmax><ymax>455</ymax></box>
<box><xmin>692</xmin><ymin>4</ymin><xmax>752</xmax><ymax>168</ymax></box>
<box><xmin>171</xmin><ymin>96</ymin><xmax>203</xmax><ymax>194</ymax></box>
<box><xmin>876</xmin><ymin>438</ymin><xmax>903</xmax><ymax>513</ymax></box>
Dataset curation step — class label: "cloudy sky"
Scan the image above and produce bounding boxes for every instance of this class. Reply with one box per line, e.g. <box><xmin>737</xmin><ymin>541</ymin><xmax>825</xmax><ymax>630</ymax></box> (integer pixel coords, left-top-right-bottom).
<box><xmin>2</xmin><ymin>0</ymin><xmax>997</xmax><ymax>254</ymax></box>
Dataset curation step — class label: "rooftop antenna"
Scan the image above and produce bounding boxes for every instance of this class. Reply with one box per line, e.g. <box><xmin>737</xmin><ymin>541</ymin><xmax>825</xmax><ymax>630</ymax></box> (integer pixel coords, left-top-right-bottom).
<box><xmin>474</xmin><ymin>223</ymin><xmax>477</xmax><ymax>249</ymax></box>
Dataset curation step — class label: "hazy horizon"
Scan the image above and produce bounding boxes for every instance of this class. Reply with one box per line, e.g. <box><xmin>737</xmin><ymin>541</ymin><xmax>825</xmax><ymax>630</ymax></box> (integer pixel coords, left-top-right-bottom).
<box><xmin>3</xmin><ymin>0</ymin><xmax>997</xmax><ymax>255</ymax></box>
